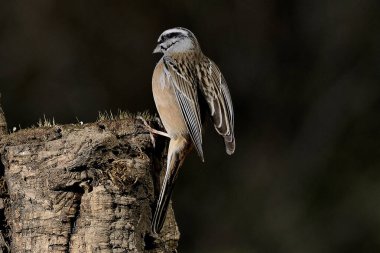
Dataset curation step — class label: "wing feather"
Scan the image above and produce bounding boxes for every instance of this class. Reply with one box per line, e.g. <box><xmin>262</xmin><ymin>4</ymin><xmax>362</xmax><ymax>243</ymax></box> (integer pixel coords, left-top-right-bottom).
<box><xmin>163</xmin><ymin>57</ymin><xmax>204</xmax><ymax>161</ymax></box>
<box><xmin>199</xmin><ymin>58</ymin><xmax>235</xmax><ymax>154</ymax></box>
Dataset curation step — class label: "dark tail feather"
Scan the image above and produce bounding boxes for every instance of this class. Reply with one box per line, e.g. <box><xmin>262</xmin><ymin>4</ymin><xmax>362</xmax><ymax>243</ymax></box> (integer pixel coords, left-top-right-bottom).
<box><xmin>152</xmin><ymin>173</ymin><xmax>176</xmax><ymax>234</ymax></box>
<box><xmin>152</xmin><ymin>137</ymin><xmax>191</xmax><ymax>234</ymax></box>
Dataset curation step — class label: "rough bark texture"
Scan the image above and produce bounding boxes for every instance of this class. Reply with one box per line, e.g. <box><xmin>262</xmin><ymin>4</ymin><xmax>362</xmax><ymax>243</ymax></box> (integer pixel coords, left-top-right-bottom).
<box><xmin>0</xmin><ymin>94</ymin><xmax>6</xmax><ymax>136</ymax></box>
<box><xmin>0</xmin><ymin>100</ymin><xmax>179</xmax><ymax>252</ymax></box>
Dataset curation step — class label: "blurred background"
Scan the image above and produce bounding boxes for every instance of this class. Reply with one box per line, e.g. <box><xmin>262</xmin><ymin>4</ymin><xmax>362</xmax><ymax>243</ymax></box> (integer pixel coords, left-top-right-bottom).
<box><xmin>1</xmin><ymin>0</ymin><xmax>380</xmax><ymax>252</ymax></box>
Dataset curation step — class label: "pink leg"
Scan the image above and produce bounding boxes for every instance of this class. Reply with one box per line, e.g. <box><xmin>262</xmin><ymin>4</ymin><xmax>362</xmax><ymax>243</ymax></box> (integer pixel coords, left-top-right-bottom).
<box><xmin>137</xmin><ymin>116</ymin><xmax>171</xmax><ymax>139</ymax></box>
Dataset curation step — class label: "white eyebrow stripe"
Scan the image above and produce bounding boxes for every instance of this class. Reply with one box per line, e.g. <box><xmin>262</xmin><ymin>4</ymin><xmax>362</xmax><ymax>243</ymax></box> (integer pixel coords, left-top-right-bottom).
<box><xmin>161</xmin><ymin>28</ymin><xmax>188</xmax><ymax>36</ymax></box>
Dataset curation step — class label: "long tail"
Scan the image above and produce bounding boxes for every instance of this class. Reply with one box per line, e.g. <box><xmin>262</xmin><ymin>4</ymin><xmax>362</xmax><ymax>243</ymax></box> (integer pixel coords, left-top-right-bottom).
<box><xmin>152</xmin><ymin>137</ymin><xmax>191</xmax><ymax>234</ymax></box>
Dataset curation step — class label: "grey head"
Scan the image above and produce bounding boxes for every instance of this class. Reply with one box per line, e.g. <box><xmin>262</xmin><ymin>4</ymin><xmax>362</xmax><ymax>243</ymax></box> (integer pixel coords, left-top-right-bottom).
<box><xmin>153</xmin><ymin>27</ymin><xmax>200</xmax><ymax>54</ymax></box>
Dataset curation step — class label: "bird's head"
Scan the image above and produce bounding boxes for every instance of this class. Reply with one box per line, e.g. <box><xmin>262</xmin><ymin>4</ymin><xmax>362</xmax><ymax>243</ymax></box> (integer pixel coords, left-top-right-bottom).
<box><xmin>153</xmin><ymin>27</ymin><xmax>200</xmax><ymax>54</ymax></box>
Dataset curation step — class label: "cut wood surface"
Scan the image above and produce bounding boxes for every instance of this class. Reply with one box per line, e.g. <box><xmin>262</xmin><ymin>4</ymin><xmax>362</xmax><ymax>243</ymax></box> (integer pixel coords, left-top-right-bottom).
<box><xmin>0</xmin><ymin>100</ymin><xmax>179</xmax><ymax>252</ymax></box>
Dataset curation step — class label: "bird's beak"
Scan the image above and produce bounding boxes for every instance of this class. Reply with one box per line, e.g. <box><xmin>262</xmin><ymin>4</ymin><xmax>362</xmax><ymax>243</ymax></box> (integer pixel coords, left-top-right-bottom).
<box><xmin>153</xmin><ymin>44</ymin><xmax>162</xmax><ymax>54</ymax></box>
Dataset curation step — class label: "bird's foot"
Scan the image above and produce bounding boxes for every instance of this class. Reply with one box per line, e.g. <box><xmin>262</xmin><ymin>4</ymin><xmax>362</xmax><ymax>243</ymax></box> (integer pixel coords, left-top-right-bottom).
<box><xmin>137</xmin><ymin>116</ymin><xmax>170</xmax><ymax>147</ymax></box>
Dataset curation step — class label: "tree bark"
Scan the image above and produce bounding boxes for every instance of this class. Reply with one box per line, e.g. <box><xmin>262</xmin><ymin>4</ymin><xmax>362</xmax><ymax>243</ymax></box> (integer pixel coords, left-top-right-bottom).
<box><xmin>0</xmin><ymin>94</ymin><xmax>7</xmax><ymax>136</ymax></box>
<box><xmin>0</xmin><ymin>99</ymin><xmax>179</xmax><ymax>252</ymax></box>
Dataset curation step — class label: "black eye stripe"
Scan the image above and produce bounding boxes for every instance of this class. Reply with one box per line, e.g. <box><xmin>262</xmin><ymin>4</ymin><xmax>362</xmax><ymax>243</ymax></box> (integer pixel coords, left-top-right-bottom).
<box><xmin>163</xmin><ymin>32</ymin><xmax>184</xmax><ymax>41</ymax></box>
<box><xmin>161</xmin><ymin>40</ymin><xmax>179</xmax><ymax>51</ymax></box>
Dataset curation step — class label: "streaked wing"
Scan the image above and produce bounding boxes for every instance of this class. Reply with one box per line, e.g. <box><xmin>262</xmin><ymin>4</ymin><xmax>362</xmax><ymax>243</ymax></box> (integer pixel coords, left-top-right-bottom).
<box><xmin>163</xmin><ymin>56</ymin><xmax>204</xmax><ymax>161</ymax></box>
<box><xmin>199</xmin><ymin>58</ymin><xmax>235</xmax><ymax>154</ymax></box>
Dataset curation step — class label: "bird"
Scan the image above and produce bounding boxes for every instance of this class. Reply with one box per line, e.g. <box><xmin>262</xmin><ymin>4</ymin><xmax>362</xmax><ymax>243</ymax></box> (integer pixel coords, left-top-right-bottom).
<box><xmin>147</xmin><ymin>27</ymin><xmax>235</xmax><ymax>234</ymax></box>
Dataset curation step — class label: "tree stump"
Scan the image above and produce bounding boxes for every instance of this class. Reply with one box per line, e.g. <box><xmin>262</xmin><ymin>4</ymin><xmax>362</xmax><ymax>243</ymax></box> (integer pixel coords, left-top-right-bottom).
<box><xmin>0</xmin><ymin>97</ymin><xmax>179</xmax><ymax>252</ymax></box>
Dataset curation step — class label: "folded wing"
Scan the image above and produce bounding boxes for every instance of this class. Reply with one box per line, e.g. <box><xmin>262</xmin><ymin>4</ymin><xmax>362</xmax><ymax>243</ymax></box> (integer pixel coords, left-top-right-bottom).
<box><xmin>163</xmin><ymin>56</ymin><xmax>204</xmax><ymax>161</ymax></box>
<box><xmin>198</xmin><ymin>58</ymin><xmax>235</xmax><ymax>155</ymax></box>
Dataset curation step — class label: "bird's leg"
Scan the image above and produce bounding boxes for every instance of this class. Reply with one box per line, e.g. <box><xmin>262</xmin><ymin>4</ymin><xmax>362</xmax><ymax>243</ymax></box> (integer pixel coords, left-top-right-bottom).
<box><xmin>137</xmin><ymin>116</ymin><xmax>171</xmax><ymax>147</ymax></box>
<box><xmin>137</xmin><ymin>116</ymin><xmax>170</xmax><ymax>138</ymax></box>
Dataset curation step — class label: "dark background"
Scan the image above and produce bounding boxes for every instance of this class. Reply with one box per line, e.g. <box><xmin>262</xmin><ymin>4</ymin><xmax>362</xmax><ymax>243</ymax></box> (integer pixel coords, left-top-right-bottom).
<box><xmin>1</xmin><ymin>1</ymin><xmax>380</xmax><ymax>252</ymax></box>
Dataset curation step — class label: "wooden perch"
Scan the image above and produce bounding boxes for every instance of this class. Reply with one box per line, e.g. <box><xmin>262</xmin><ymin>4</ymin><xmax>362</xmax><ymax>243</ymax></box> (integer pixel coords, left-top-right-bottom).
<box><xmin>0</xmin><ymin>94</ymin><xmax>7</xmax><ymax>136</ymax></box>
<box><xmin>0</xmin><ymin>99</ymin><xmax>179</xmax><ymax>252</ymax></box>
